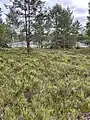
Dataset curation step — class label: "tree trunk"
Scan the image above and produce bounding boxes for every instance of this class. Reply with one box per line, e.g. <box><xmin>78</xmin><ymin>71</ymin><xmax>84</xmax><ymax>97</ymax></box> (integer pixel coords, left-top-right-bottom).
<box><xmin>27</xmin><ymin>0</ymin><xmax>31</xmax><ymax>52</ymax></box>
<box><xmin>41</xmin><ymin>40</ymin><xmax>43</xmax><ymax>48</ymax></box>
<box><xmin>27</xmin><ymin>41</ymin><xmax>30</xmax><ymax>53</ymax></box>
<box><xmin>64</xmin><ymin>35</ymin><xmax>66</xmax><ymax>50</ymax></box>
<box><xmin>24</xmin><ymin>0</ymin><xmax>29</xmax><ymax>53</ymax></box>
<box><xmin>55</xmin><ymin>13</ymin><xmax>58</xmax><ymax>49</ymax></box>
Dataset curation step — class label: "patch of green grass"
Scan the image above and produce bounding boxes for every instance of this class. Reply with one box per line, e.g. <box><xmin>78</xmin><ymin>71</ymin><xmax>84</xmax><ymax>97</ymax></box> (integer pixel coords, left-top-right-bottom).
<box><xmin>0</xmin><ymin>48</ymin><xmax>90</xmax><ymax>120</ymax></box>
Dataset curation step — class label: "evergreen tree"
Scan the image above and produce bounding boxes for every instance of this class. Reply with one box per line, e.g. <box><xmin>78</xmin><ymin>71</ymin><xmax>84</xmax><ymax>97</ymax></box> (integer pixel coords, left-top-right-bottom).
<box><xmin>33</xmin><ymin>6</ymin><xmax>50</xmax><ymax>48</ymax></box>
<box><xmin>86</xmin><ymin>2</ymin><xmax>90</xmax><ymax>37</ymax></box>
<box><xmin>49</xmin><ymin>4</ymin><xmax>81</xmax><ymax>49</ymax></box>
<box><xmin>0</xmin><ymin>8</ymin><xmax>2</xmax><ymax>24</ymax></box>
<box><xmin>6</xmin><ymin>0</ymin><xmax>45</xmax><ymax>53</ymax></box>
<box><xmin>0</xmin><ymin>8</ymin><xmax>3</xmax><ymax>24</ymax></box>
<box><xmin>5</xmin><ymin>6</ymin><xmax>20</xmax><ymax>43</ymax></box>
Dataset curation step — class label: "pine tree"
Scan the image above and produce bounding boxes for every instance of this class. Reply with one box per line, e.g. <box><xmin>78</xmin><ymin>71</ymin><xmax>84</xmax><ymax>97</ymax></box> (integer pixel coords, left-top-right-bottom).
<box><xmin>0</xmin><ymin>8</ymin><xmax>2</xmax><ymax>24</ymax></box>
<box><xmin>6</xmin><ymin>0</ymin><xmax>45</xmax><ymax>53</ymax></box>
<box><xmin>33</xmin><ymin>6</ymin><xmax>49</xmax><ymax>48</ymax></box>
<box><xmin>86</xmin><ymin>2</ymin><xmax>90</xmax><ymax>37</ymax></box>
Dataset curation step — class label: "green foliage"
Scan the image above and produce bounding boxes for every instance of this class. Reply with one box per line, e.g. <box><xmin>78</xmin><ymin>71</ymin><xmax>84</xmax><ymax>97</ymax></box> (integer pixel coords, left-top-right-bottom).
<box><xmin>49</xmin><ymin>4</ymin><xmax>81</xmax><ymax>49</ymax></box>
<box><xmin>0</xmin><ymin>8</ymin><xmax>2</xmax><ymax>24</ymax></box>
<box><xmin>86</xmin><ymin>2</ymin><xmax>90</xmax><ymax>37</ymax></box>
<box><xmin>0</xmin><ymin>24</ymin><xmax>13</xmax><ymax>47</ymax></box>
<box><xmin>6</xmin><ymin>0</ymin><xmax>45</xmax><ymax>53</ymax></box>
<box><xmin>82</xmin><ymin>35</ymin><xmax>90</xmax><ymax>45</ymax></box>
<box><xmin>5</xmin><ymin>2</ymin><xmax>82</xmax><ymax>50</ymax></box>
<box><xmin>33</xmin><ymin>8</ymin><xmax>50</xmax><ymax>48</ymax></box>
<box><xmin>0</xmin><ymin>48</ymin><xmax>90</xmax><ymax>119</ymax></box>
<box><xmin>18</xmin><ymin>32</ymin><xmax>25</xmax><ymax>42</ymax></box>
<box><xmin>0</xmin><ymin>24</ymin><xmax>5</xmax><ymax>39</ymax></box>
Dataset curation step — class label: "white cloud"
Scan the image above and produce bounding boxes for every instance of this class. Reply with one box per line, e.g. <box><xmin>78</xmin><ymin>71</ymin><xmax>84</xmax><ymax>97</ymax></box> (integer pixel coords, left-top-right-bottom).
<box><xmin>71</xmin><ymin>0</ymin><xmax>89</xmax><ymax>26</ymax></box>
<box><xmin>52</xmin><ymin>0</ymin><xmax>89</xmax><ymax>26</ymax></box>
<box><xmin>72</xmin><ymin>0</ymin><xmax>89</xmax><ymax>9</ymax></box>
<box><xmin>0</xmin><ymin>0</ymin><xmax>89</xmax><ymax>26</ymax></box>
<box><xmin>0</xmin><ymin>1</ymin><xmax>6</xmax><ymax>21</ymax></box>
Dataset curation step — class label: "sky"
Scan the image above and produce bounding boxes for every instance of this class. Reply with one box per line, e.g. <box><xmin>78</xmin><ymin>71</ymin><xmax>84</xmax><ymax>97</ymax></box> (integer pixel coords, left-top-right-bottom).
<box><xmin>0</xmin><ymin>0</ymin><xmax>89</xmax><ymax>26</ymax></box>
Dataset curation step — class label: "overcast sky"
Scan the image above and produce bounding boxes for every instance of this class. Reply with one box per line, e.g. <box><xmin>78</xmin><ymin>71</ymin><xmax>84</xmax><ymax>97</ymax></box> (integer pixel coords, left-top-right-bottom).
<box><xmin>0</xmin><ymin>0</ymin><xmax>89</xmax><ymax>26</ymax></box>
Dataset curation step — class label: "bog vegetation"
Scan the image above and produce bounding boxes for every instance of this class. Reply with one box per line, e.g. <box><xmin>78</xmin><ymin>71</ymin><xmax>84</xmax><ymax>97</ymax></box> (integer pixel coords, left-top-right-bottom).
<box><xmin>0</xmin><ymin>48</ymin><xmax>90</xmax><ymax>120</ymax></box>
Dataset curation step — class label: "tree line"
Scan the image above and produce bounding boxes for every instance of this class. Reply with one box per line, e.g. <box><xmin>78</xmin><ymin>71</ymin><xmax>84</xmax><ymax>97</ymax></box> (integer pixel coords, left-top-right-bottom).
<box><xmin>0</xmin><ymin>0</ymin><xmax>90</xmax><ymax>53</ymax></box>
